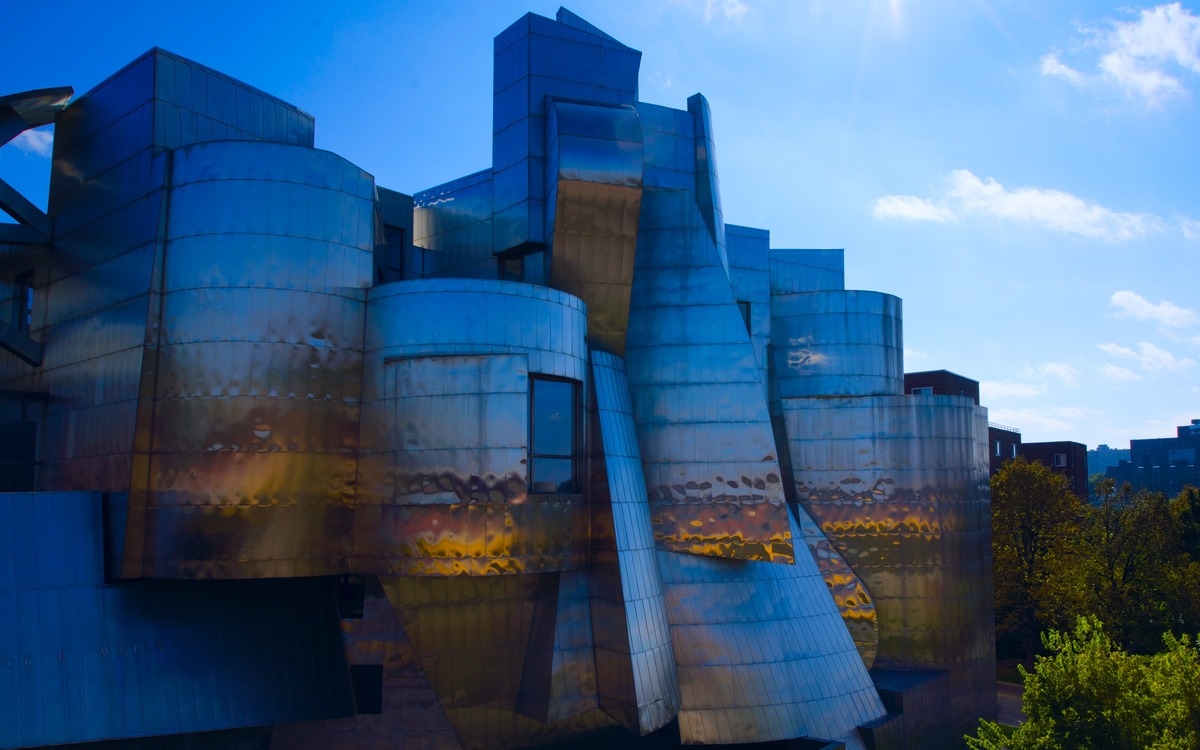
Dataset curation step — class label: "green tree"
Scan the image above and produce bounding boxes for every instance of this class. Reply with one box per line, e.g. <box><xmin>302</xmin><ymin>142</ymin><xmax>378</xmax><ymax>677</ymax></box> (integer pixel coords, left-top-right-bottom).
<box><xmin>992</xmin><ymin>457</ymin><xmax>1085</xmax><ymax>664</ymax></box>
<box><xmin>966</xmin><ymin>616</ymin><xmax>1200</xmax><ymax>750</ymax></box>
<box><xmin>1084</xmin><ymin>480</ymin><xmax>1182</xmax><ymax>652</ymax></box>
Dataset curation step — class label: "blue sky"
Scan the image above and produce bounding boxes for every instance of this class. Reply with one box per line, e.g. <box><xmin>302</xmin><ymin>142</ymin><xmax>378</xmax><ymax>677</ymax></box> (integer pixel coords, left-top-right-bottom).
<box><xmin>3</xmin><ymin>0</ymin><xmax>1198</xmax><ymax>449</ymax></box>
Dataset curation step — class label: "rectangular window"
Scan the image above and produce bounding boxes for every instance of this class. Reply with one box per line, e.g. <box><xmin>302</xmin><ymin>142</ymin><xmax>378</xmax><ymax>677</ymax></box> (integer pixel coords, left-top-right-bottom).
<box><xmin>1012</xmin><ymin>444</ymin><xmax>1018</xmax><ymax>459</ymax></box>
<box><xmin>499</xmin><ymin>254</ymin><xmax>523</xmax><ymax>281</ymax></box>
<box><xmin>14</xmin><ymin>270</ymin><xmax>33</xmax><ymax>333</ymax></box>
<box><xmin>1054</xmin><ymin>453</ymin><xmax>1067</xmax><ymax>467</ymax></box>
<box><xmin>912</xmin><ymin>386</ymin><xmax>933</xmax><ymax>396</ymax></box>
<box><xmin>994</xmin><ymin>440</ymin><xmax>1002</xmax><ymax>457</ymax></box>
<box><xmin>529</xmin><ymin>377</ymin><xmax>578</xmax><ymax>493</ymax></box>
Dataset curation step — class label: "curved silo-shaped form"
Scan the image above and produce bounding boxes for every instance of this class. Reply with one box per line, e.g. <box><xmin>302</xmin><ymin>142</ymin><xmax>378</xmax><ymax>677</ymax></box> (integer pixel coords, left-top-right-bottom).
<box><xmin>121</xmin><ymin>139</ymin><xmax>374</xmax><ymax>579</ymax></box>
<box><xmin>771</xmin><ymin>290</ymin><xmax>903</xmax><ymax>399</ymax></box>
<box><xmin>772</xmin><ymin>289</ymin><xmax>995</xmax><ymax>747</ymax></box>
<box><xmin>357</xmin><ymin>278</ymin><xmax>588</xmax><ymax>576</ymax></box>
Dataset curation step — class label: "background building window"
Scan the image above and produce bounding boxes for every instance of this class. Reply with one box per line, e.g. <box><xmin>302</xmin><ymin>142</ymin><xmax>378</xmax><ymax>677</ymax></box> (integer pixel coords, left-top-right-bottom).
<box><xmin>1054</xmin><ymin>453</ymin><xmax>1067</xmax><ymax>467</ymax></box>
<box><xmin>530</xmin><ymin>377</ymin><xmax>578</xmax><ymax>493</ymax></box>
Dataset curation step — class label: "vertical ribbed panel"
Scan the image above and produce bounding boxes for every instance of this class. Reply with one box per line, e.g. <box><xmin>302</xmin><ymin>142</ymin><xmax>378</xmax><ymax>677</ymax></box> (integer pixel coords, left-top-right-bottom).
<box><xmin>589</xmin><ymin>350</ymin><xmax>680</xmax><ymax>733</ymax></box>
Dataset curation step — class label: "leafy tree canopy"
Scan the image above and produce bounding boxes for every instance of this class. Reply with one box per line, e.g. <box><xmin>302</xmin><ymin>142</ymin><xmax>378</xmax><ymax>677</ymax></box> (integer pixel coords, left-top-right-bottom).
<box><xmin>967</xmin><ymin>616</ymin><xmax>1200</xmax><ymax>750</ymax></box>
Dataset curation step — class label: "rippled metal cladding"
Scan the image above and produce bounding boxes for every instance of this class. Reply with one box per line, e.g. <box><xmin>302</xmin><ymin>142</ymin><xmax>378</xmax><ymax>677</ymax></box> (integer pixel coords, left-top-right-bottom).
<box><xmin>1</xmin><ymin>8</ymin><xmax>993</xmax><ymax>750</ymax></box>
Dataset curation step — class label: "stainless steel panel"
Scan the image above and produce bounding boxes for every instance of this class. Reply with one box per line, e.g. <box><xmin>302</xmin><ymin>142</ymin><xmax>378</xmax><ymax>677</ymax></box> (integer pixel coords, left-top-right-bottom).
<box><xmin>118</xmin><ymin>140</ymin><xmax>372</xmax><ymax>579</ymax></box>
<box><xmin>588</xmin><ymin>350</ymin><xmax>679</xmax><ymax>733</ymax></box>
<box><xmin>771</xmin><ymin>290</ymin><xmax>904</xmax><ymax>398</ymax></box>
<box><xmin>546</xmin><ymin>101</ymin><xmax>642</xmax><ymax>356</ymax></box>
<box><xmin>0</xmin><ymin>492</ymin><xmax>354</xmax><ymax>749</ymax></box>
<box><xmin>657</xmin><ymin>506</ymin><xmax>885</xmax><ymax>746</ymax></box>
<box><xmin>358</xmin><ymin>280</ymin><xmax>588</xmax><ymax>576</ymax></box>
<box><xmin>625</xmin><ymin>188</ymin><xmax>794</xmax><ymax>563</ymax></box>
<box><xmin>781</xmin><ymin>395</ymin><xmax>995</xmax><ymax>741</ymax></box>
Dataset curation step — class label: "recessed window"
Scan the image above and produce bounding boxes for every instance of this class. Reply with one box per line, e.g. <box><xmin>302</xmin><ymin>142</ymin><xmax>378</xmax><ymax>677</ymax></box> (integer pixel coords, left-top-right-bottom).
<box><xmin>912</xmin><ymin>386</ymin><xmax>933</xmax><ymax>396</ymax></box>
<box><xmin>530</xmin><ymin>377</ymin><xmax>578</xmax><ymax>493</ymax></box>
<box><xmin>1054</xmin><ymin>453</ymin><xmax>1067</xmax><ymax>467</ymax></box>
<box><xmin>349</xmin><ymin>664</ymin><xmax>384</xmax><ymax>714</ymax></box>
<box><xmin>994</xmin><ymin>440</ymin><xmax>1002</xmax><ymax>457</ymax></box>
<box><xmin>337</xmin><ymin>575</ymin><xmax>366</xmax><ymax>619</ymax></box>
<box><xmin>1011</xmin><ymin>445</ymin><xmax>1018</xmax><ymax>459</ymax></box>
<box><xmin>736</xmin><ymin>300</ymin><xmax>751</xmax><ymax>335</ymax></box>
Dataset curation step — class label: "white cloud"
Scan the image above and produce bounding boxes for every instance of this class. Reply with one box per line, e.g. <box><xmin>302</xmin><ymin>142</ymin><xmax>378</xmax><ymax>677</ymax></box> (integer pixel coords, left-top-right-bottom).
<box><xmin>10</xmin><ymin>129</ymin><xmax>53</xmax><ymax>157</ymax></box>
<box><xmin>1040</xmin><ymin>53</ymin><xmax>1087</xmax><ymax>86</ymax></box>
<box><xmin>872</xmin><ymin>169</ymin><xmax>1160</xmax><ymax>241</ymax></box>
<box><xmin>1181</xmin><ymin>218</ymin><xmax>1200</xmax><ymax>239</ymax></box>
<box><xmin>704</xmin><ymin>0</ymin><xmax>749</xmax><ymax>22</ymax></box>
<box><xmin>1110</xmin><ymin>290</ymin><xmax>1199</xmax><ymax>328</ymax></box>
<box><xmin>988</xmin><ymin>407</ymin><xmax>1076</xmax><ymax>434</ymax></box>
<box><xmin>1038</xmin><ymin>362</ymin><xmax>1080</xmax><ymax>387</ymax></box>
<box><xmin>872</xmin><ymin>195</ymin><xmax>954</xmax><ymax>222</ymax></box>
<box><xmin>1041</xmin><ymin>3</ymin><xmax>1200</xmax><ymax>108</ymax></box>
<box><xmin>1102</xmin><ymin>364</ymin><xmax>1143</xmax><ymax>382</ymax></box>
<box><xmin>1098</xmin><ymin>341</ymin><xmax>1195</xmax><ymax>372</ymax></box>
<box><xmin>981</xmin><ymin>380</ymin><xmax>1044</xmax><ymax>400</ymax></box>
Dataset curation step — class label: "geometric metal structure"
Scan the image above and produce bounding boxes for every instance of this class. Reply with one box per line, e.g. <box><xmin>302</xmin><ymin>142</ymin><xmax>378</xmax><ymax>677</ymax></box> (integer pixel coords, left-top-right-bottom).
<box><xmin>0</xmin><ymin>9</ymin><xmax>994</xmax><ymax>750</ymax></box>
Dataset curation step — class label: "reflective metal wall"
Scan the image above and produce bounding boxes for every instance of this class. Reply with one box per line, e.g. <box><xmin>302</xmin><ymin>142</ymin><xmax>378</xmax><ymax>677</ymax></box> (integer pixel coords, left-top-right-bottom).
<box><xmin>491</xmin><ymin>8</ymin><xmax>640</xmax><ymax>253</ymax></box>
<box><xmin>657</xmin><ymin>514</ymin><xmax>886</xmax><ymax>748</ymax></box>
<box><xmin>0</xmin><ymin>492</ymin><xmax>354</xmax><ymax>750</ymax></box>
<box><xmin>546</xmin><ymin>101</ymin><xmax>642</xmax><ymax>356</ymax></box>
<box><xmin>625</xmin><ymin>187</ymin><xmax>795</xmax><ymax>563</ymax></box>
<box><xmin>358</xmin><ymin>279</ymin><xmax>588</xmax><ymax>576</ymax></box>
<box><xmin>771</xmin><ymin>290</ymin><xmax>904</xmax><ymax>398</ymax></box>
<box><xmin>120</xmin><ymin>139</ymin><xmax>374</xmax><ymax>580</ymax></box>
<box><xmin>781</xmin><ymin>397</ymin><xmax>995</xmax><ymax>747</ymax></box>
<box><xmin>1</xmin><ymin>8</ymin><xmax>999</xmax><ymax>749</ymax></box>
<box><xmin>588</xmin><ymin>351</ymin><xmax>679</xmax><ymax>733</ymax></box>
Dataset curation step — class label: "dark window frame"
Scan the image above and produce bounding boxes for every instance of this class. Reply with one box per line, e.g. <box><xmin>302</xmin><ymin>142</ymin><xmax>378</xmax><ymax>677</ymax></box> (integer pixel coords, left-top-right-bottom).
<box><xmin>528</xmin><ymin>375</ymin><xmax>580</xmax><ymax>494</ymax></box>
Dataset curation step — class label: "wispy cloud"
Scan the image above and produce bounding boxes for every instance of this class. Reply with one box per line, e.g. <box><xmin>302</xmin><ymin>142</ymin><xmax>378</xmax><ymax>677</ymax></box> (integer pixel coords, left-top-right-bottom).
<box><xmin>988</xmin><ymin>407</ymin><xmax>1083</xmax><ymax>435</ymax></box>
<box><xmin>873</xmin><ymin>169</ymin><xmax>1161</xmax><ymax>240</ymax></box>
<box><xmin>1098</xmin><ymin>341</ymin><xmax>1195</xmax><ymax>372</ymax></box>
<box><xmin>1034</xmin><ymin>362</ymin><xmax>1080</xmax><ymax>387</ymax></box>
<box><xmin>983</xmin><ymin>363</ymin><xmax>1079</xmax><ymax>403</ymax></box>
<box><xmin>872</xmin><ymin>195</ymin><xmax>954</xmax><ymax>222</ymax></box>
<box><xmin>1102</xmin><ymin>364</ymin><xmax>1143</xmax><ymax>382</ymax></box>
<box><xmin>1181</xmin><ymin>218</ymin><xmax>1200</xmax><ymax>239</ymax></box>
<box><xmin>10</xmin><ymin>129</ymin><xmax>53</xmax><ymax>157</ymax></box>
<box><xmin>1041</xmin><ymin>3</ymin><xmax>1200</xmax><ymax>108</ymax></box>
<box><xmin>981</xmin><ymin>380</ymin><xmax>1044</xmax><ymax>400</ymax></box>
<box><xmin>704</xmin><ymin>0</ymin><xmax>749</xmax><ymax>22</ymax></box>
<box><xmin>1110</xmin><ymin>290</ymin><xmax>1199</xmax><ymax>328</ymax></box>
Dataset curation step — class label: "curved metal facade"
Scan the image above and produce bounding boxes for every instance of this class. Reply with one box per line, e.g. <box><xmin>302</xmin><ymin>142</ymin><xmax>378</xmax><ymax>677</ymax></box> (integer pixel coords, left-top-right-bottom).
<box><xmin>125</xmin><ymin>140</ymin><xmax>374</xmax><ymax>579</ymax></box>
<box><xmin>1</xmin><ymin>9</ymin><xmax>994</xmax><ymax>750</ymax></box>
<box><xmin>358</xmin><ymin>279</ymin><xmax>588</xmax><ymax>576</ymax></box>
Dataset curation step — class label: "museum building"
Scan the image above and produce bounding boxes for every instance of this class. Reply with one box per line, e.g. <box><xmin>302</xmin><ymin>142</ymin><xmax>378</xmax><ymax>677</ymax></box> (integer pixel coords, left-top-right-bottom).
<box><xmin>0</xmin><ymin>8</ymin><xmax>994</xmax><ymax>750</ymax></box>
